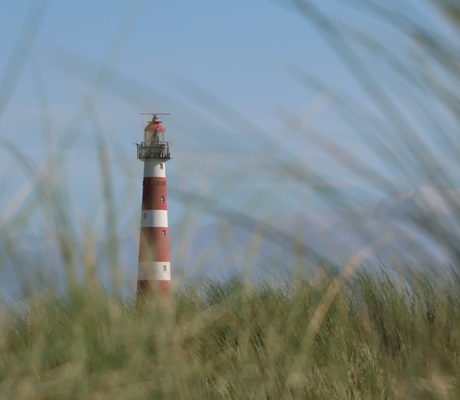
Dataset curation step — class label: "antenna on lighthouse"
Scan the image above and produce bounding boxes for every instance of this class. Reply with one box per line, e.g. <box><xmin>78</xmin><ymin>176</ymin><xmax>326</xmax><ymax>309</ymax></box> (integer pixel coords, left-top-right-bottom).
<box><xmin>140</xmin><ymin>112</ymin><xmax>170</xmax><ymax>119</ymax></box>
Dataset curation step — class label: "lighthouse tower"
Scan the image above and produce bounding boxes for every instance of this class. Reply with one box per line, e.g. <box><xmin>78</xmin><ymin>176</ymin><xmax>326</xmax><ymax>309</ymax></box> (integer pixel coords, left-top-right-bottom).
<box><xmin>136</xmin><ymin>114</ymin><xmax>172</xmax><ymax>297</ymax></box>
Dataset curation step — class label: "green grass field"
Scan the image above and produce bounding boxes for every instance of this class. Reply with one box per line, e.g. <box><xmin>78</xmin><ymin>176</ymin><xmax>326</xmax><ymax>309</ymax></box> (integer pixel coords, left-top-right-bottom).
<box><xmin>1</xmin><ymin>269</ymin><xmax>459</xmax><ymax>399</ymax></box>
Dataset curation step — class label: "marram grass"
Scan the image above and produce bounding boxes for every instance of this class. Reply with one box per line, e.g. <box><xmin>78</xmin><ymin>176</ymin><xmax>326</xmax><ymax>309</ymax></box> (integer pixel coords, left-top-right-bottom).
<box><xmin>2</xmin><ymin>1</ymin><xmax>460</xmax><ymax>399</ymax></box>
<box><xmin>1</xmin><ymin>270</ymin><xmax>459</xmax><ymax>399</ymax></box>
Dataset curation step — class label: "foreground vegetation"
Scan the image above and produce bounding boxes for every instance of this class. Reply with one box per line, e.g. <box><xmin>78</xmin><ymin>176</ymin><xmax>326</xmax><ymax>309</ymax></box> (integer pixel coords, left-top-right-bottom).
<box><xmin>1</xmin><ymin>269</ymin><xmax>459</xmax><ymax>399</ymax></box>
<box><xmin>2</xmin><ymin>1</ymin><xmax>460</xmax><ymax>399</ymax></box>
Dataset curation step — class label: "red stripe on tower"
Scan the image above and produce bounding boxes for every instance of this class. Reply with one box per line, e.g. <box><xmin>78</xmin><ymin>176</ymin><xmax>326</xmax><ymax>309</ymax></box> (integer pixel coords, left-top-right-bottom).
<box><xmin>136</xmin><ymin>114</ymin><xmax>172</xmax><ymax>298</ymax></box>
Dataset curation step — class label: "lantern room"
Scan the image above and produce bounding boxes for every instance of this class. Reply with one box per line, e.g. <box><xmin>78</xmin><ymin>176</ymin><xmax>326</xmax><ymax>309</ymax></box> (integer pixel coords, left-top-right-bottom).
<box><xmin>137</xmin><ymin>115</ymin><xmax>171</xmax><ymax>160</ymax></box>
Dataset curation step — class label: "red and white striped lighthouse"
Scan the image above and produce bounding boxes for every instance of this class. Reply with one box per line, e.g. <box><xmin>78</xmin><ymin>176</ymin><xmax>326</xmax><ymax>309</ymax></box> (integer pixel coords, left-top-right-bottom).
<box><xmin>136</xmin><ymin>114</ymin><xmax>172</xmax><ymax>297</ymax></box>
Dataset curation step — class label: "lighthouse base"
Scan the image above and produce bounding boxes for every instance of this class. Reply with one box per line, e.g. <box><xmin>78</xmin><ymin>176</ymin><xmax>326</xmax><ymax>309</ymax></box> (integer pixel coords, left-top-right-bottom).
<box><xmin>137</xmin><ymin>280</ymin><xmax>170</xmax><ymax>298</ymax></box>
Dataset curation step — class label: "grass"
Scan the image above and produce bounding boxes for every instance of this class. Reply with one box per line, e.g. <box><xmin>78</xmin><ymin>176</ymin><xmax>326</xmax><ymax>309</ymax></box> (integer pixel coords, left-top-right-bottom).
<box><xmin>1</xmin><ymin>269</ymin><xmax>459</xmax><ymax>399</ymax></box>
<box><xmin>2</xmin><ymin>0</ymin><xmax>460</xmax><ymax>398</ymax></box>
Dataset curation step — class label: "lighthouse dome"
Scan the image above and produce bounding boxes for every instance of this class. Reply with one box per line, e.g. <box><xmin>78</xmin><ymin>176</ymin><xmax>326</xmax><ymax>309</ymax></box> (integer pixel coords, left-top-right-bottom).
<box><xmin>145</xmin><ymin>119</ymin><xmax>165</xmax><ymax>132</ymax></box>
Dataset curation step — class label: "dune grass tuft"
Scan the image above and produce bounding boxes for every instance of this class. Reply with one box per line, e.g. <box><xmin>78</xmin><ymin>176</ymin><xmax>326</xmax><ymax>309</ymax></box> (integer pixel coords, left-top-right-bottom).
<box><xmin>0</xmin><ymin>270</ymin><xmax>459</xmax><ymax>399</ymax></box>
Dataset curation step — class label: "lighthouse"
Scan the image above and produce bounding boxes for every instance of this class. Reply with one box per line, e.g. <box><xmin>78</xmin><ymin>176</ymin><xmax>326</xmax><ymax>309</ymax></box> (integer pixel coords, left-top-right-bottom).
<box><xmin>136</xmin><ymin>114</ymin><xmax>172</xmax><ymax>297</ymax></box>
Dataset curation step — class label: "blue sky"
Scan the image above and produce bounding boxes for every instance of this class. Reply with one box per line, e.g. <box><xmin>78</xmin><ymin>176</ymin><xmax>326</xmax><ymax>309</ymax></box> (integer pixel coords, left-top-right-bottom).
<box><xmin>0</xmin><ymin>0</ymin><xmax>456</xmax><ymax>239</ymax></box>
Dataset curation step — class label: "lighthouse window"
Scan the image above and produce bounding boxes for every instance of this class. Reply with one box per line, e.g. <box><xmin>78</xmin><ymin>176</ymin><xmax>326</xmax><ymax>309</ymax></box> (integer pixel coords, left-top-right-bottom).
<box><xmin>160</xmin><ymin>163</ymin><xmax>164</xmax><ymax>169</ymax></box>
<box><xmin>160</xmin><ymin>196</ymin><xmax>165</xmax><ymax>203</ymax></box>
<box><xmin>163</xmin><ymin>265</ymin><xmax>167</xmax><ymax>272</ymax></box>
<box><xmin>162</xmin><ymin>230</ymin><xmax>166</xmax><ymax>236</ymax></box>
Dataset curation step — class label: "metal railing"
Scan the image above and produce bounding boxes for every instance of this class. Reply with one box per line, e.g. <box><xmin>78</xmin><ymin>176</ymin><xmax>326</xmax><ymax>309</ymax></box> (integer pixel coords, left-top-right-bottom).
<box><xmin>136</xmin><ymin>141</ymin><xmax>171</xmax><ymax>160</ymax></box>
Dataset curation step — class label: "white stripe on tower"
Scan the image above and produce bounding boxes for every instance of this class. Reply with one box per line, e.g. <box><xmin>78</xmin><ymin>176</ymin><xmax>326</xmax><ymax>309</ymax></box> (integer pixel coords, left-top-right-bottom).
<box><xmin>144</xmin><ymin>160</ymin><xmax>166</xmax><ymax>178</ymax></box>
<box><xmin>141</xmin><ymin>210</ymin><xmax>169</xmax><ymax>228</ymax></box>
